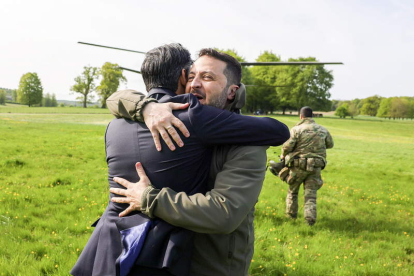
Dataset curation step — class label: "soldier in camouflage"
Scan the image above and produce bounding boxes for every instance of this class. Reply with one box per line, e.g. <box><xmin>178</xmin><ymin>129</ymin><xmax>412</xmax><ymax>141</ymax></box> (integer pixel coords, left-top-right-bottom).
<box><xmin>271</xmin><ymin>106</ymin><xmax>334</xmax><ymax>225</ymax></box>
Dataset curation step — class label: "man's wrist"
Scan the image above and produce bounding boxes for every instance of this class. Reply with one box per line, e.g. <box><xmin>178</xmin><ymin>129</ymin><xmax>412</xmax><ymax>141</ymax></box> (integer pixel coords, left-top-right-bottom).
<box><xmin>136</xmin><ymin>98</ymin><xmax>158</xmax><ymax>122</ymax></box>
<box><xmin>140</xmin><ymin>185</ymin><xmax>159</xmax><ymax>217</ymax></box>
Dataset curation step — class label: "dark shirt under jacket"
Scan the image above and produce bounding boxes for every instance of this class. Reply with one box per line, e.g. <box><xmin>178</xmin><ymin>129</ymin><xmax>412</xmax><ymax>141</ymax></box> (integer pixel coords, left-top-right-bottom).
<box><xmin>71</xmin><ymin>88</ymin><xmax>290</xmax><ymax>276</ymax></box>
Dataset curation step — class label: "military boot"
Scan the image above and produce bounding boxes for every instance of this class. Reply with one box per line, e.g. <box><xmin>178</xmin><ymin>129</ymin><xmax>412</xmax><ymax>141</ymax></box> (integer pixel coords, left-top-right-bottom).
<box><xmin>285</xmin><ymin>213</ymin><xmax>297</xmax><ymax>220</ymax></box>
<box><xmin>305</xmin><ymin>219</ymin><xmax>316</xmax><ymax>226</ymax></box>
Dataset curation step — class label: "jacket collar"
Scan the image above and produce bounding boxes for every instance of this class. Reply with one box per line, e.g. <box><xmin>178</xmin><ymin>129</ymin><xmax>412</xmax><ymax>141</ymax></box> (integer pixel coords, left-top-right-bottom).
<box><xmin>147</xmin><ymin>87</ymin><xmax>176</xmax><ymax>98</ymax></box>
<box><xmin>297</xmin><ymin>117</ymin><xmax>315</xmax><ymax>126</ymax></box>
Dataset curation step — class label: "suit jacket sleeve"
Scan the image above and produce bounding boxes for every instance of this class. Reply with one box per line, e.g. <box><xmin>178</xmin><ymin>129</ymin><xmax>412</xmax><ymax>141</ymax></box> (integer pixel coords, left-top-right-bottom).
<box><xmin>187</xmin><ymin>101</ymin><xmax>290</xmax><ymax>147</ymax></box>
<box><xmin>140</xmin><ymin>146</ymin><xmax>268</xmax><ymax>234</ymax></box>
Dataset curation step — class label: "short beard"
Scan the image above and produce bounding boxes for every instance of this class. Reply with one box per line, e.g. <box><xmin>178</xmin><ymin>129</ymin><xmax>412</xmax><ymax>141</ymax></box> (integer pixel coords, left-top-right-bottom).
<box><xmin>206</xmin><ymin>85</ymin><xmax>230</xmax><ymax>109</ymax></box>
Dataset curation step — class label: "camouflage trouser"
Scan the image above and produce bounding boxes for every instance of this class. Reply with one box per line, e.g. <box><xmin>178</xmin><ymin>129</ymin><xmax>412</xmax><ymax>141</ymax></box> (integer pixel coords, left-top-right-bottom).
<box><xmin>285</xmin><ymin>167</ymin><xmax>323</xmax><ymax>223</ymax></box>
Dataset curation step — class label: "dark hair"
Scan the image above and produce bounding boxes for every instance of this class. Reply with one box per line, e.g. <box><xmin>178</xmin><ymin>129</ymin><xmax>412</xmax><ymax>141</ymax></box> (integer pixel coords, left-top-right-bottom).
<box><xmin>141</xmin><ymin>43</ymin><xmax>192</xmax><ymax>92</ymax></box>
<box><xmin>198</xmin><ymin>48</ymin><xmax>242</xmax><ymax>86</ymax></box>
<box><xmin>300</xmin><ymin>106</ymin><xmax>313</xmax><ymax>118</ymax></box>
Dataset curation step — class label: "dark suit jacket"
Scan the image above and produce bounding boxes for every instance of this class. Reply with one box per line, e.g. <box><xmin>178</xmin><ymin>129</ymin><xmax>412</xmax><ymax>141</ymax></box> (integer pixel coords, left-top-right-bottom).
<box><xmin>71</xmin><ymin>88</ymin><xmax>289</xmax><ymax>276</ymax></box>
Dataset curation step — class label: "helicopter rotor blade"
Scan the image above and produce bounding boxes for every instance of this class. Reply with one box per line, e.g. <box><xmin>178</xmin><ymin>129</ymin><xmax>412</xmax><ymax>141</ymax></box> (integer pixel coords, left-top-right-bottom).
<box><xmin>78</xmin><ymin>42</ymin><xmax>147</xmax><ymax>54</ymax></box>
<box><xmin>244</xmin><ymin>85</ymin><xmax>289</xmax><ymax>87</ymax></box>
<box><xmin>119</xmin><ymin>67</ymin><xmax>142</xmax><ymax>74</ymax></box>
<box><xmin>240</xmin><ymin>62</ymin><xmax>343</xmax><ymax>66</ymax></box>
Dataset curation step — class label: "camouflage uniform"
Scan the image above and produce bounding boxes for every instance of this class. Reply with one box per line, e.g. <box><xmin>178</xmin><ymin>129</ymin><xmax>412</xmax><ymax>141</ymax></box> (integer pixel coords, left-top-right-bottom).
<box><xmin>281</xmin><ymin>118</ymin><xmax>334</xmax><ymax>225</ymax></box>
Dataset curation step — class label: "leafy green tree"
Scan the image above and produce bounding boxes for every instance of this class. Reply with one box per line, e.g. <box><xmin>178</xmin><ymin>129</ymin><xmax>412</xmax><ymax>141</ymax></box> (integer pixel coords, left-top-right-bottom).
<box><xmin>331</xmin><ymin>100</ymin><xmax>341</xmax><ymax>111</ymax></box>
<box><xmin>276</xmin><ymin>64</ymin><xmax>301</xmax><ymax>114</ymax></box>
<box><xmin>249</xmin><ymin>51</ymin><xmax>281</xmax><ymax>113</ymax></box>
<box><xmin>360</xmin><ymin>95</ymin><xmax>381</xmax><ymax>116</ymax></box>
<box><xmin>277</xmin><ymin>57</ymin><xmax>333</xmax><ymax>114</ymax></box>
<box><xmin>71</xmin><ymin>66</ymin><xmax>99</xmax><ymax>108</ymax></box>
<box><xmin>335</xmin><ymin>104</ymin><xmax>349</xmax><ymax>118</ymax></box>
<box><xmin>42</xmin><ymin>93</ymin><xmax>51</xmax><ymax>107</ymax></box>
<box><xmin>377</xmin><ymin>97</ymin><xmax>392</xmax><ymax>118</ymax></box>
<box><xmin>0</xmin><ymin>89</ymin><xmax>6</xmax><ymax>105</ymax></box>
<box><xmin>17</xmin><ymin>72</ymin><xmax>43</xmax><ymax>107</ymax></box>
<box><xmin>390</xmin><ymin>97</ymin><xmax>409</xmax><ymax>119</ymax></box>
<box><xmin>12</xmin><ymin>89</ymin><xmax>18</xmax><ymax>102</ymax></box>
<box><xmin>97</xmin><ymin>62</ymin><xmax>127</xmax><ymax>108</ymax></box>
<box><xmin>347</xmin><ymin>99</ymin><xmax>360</xmax><ymax>118</ymax></box>
<box><xmin>51</xmin><ymin>94</ymin><xmax>58</xmax><ymax>107</ymax></box>
<box><xmin>407</xmin><ymin>97</ymin><xmax>414</xmax><ymax>119</ymax></box>
<box><xmin>42</xmin><ymin>93</ymin><xmax>58</xmax><ymax>107</ymax></box>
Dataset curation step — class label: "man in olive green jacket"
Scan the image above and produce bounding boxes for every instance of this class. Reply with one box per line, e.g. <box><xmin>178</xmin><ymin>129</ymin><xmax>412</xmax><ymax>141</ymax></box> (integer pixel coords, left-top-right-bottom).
<box><xmin>109</xmin><ymin>49</ymin><xmax>282</xmax><ymax>276</ymax></box>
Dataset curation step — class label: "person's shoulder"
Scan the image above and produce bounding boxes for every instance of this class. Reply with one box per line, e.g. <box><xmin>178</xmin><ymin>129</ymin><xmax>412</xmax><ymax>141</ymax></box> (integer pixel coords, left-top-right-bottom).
<box><xmin>107</xmin><ymin>89</ymin><xmax>146</xmax><ymax>103</ymax></box>
<box><xmin>293</xmin><ymin>123</ymin><xmax>307</xmax><ymax>133</ymax></box>
<box><xmin>313</xmin><ymin>122</ymin><xmax>329</xmax><ymax>132</ymax></box>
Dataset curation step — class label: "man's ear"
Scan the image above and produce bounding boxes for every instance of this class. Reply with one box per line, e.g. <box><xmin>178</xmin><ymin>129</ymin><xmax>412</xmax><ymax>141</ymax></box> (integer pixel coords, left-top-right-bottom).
<box><xmin>227</xmin><ymin>84</ymin><xmax>239</xmax><ymax>101</ymax></box>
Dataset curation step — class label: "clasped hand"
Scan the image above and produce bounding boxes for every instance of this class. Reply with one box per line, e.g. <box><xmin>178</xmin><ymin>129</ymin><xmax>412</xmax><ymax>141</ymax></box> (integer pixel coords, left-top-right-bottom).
<box><xmin>143</xmin><ymin>102</ymin><xmax>190</xmax><ymax>151</ymax></box>
<box><xmin>110</xmin><ymin>162</ymin><xmax>151</xmax><ymax>217</ymax></box>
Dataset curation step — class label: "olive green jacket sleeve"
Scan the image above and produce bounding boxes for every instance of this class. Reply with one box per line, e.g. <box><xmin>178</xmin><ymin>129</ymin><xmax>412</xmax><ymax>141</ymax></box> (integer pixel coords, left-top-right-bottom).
<box><xmin>140</xmin><ymin>146</ymin><xmax>268</xmax><ymax>234</ymax></box>
<box><xmin>106</xmin><ymin>89</ymin><xmax>157</xmax><ymax>122</ymax></box>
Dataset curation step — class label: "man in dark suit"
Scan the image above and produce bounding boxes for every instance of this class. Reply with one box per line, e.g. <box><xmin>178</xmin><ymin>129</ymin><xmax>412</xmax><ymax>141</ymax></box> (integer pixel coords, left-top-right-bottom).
<box><xmin>71</xmin><ymin>44</ymin><xmax>289</xmax><ymax>276</ymax></box>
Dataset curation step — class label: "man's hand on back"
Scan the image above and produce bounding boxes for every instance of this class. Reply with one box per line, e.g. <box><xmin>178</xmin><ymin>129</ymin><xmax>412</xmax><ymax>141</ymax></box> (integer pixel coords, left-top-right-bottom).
<box><xmin>143</xmin><ymin>102</ymin><xmax>190</xmax><ymax>151</ymax></box>
<box><xmin>110</xmin><ymin>162</ymin><xmax>151</xmax><ymax>217</ymax></box>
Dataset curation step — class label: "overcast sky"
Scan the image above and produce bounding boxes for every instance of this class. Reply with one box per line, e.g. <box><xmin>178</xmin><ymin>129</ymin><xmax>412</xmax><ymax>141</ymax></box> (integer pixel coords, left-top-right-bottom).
<box><xmin>1</xmin><ymin>0</ymin><xmax>413</xmax><ymax>101</ymax></box>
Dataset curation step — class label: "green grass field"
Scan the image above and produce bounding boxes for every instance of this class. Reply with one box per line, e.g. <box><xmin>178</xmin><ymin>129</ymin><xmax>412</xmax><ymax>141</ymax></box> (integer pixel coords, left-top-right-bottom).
<box><xmin>0</xmin><ymin>103</ymin><xmax>111</xmax><ymax>114</ymax></box>
<box><xmin>1</xmin><ymin>111</ymin><xmax>413</xmax><ymax>276</ymax></box>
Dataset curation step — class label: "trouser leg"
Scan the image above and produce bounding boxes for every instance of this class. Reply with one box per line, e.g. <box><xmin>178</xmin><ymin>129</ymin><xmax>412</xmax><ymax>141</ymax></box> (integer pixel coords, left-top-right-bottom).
<box><xmin>303</xmin><ymin>168</ymin><xmax>323</xmax><ymax>225</ymax></box>
<box><xmin>286</xmin><ymin>182</ymin><xmax>301</xmax><ymax>218</ymax></box>
<box><xmin>304</xmin><ymin>188</ymin><xmax>317</xmax><ymax>225</ymax></box>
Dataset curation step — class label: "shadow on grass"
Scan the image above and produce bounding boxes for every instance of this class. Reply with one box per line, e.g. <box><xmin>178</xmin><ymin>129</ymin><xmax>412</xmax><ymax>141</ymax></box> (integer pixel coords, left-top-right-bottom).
<box><xmin>316</xmin><ymin>216</ymin><xmax>408</xmax><ymax>238</ymax></box>
<box><xmin>257</xmin><ymin>210</ymin><xmax>409</xmax><ymax>241</ymax></box>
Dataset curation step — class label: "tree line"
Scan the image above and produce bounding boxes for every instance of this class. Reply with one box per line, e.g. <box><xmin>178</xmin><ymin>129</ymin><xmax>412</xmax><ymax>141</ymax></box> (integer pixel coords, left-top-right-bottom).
<box><xmin>70</xmin><ymin>63</ymin><xmax>126</xmax><ymax>108</ymax></box>
<box><xmin>9</xmin><ymin>49</ymin><xmax>409</xmax><ymax>117</ymax></box>
<box><xmin>3</xmin><ymin>62</ymin><xmax>126</xmax><ymax>108</ymax></box>
<box><xmin>1</xmin><ymin>74</ymin><xmax>60</xmax><ymax>107</ymax></box>
<box><xmin>333</xmin><ymin>95</ymin><xmax>414</xmax><ymax>119</ymax></box>
<box><xmin>0</xmin><ymin>87</ymin><xmax>17</xmax><ymax>105</ymax></box>
<box><xmin>6</xmin><ymin>48</ymin><xmax>334</xmax><ymax>111</ymax></box>
<box><xmin>219</xmin><ymin>49</ymin><xmax>334</xmax><ymax>114</ymax></box>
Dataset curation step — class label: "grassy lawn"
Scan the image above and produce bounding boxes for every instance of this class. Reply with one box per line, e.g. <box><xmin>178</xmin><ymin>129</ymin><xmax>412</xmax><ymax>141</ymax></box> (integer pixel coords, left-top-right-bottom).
<box><xmin>0</xmin><ymin>103</ymin><xmax>110</xmax><ymax>114</ymax></box>
<box><xmin>252</xmin><ymin>116</ymin><xmax>414</xmax><ymax>275</ymax></box>
<box><xmin>0</xmin><ymin>113</ymin><xmax>413</xmax><ymax>275</ymax></box>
